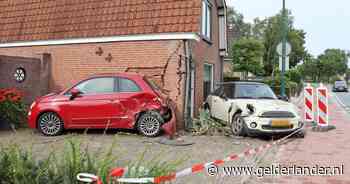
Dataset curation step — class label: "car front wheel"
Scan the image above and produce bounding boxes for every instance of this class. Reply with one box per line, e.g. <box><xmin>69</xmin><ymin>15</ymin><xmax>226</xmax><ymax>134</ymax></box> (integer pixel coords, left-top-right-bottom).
<box><xmin>38</xmin><ymin>112</ymin><xmax>64</xmax><ymax>136</ymax></box>
<box><xmin>137</xmin><ymin>111</ymin><xmax>163</xmax><ymax>137</ymax></box>
<box><xmin>231</xmin><ymin>113</ymin><xmax>247</xmax><ymax>136</ymax></box>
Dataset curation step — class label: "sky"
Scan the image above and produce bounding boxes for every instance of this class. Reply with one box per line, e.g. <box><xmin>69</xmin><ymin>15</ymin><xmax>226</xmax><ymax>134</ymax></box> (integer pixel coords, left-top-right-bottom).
<box><xmin>227</xmin><ymin>0</ymin><xmax>350</xmax><ymax>57</ymax></box>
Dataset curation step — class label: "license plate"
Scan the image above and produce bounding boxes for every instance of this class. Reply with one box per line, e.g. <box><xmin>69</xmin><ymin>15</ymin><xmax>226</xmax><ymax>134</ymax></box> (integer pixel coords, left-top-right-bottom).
<box><xmin>271</xmin><ymin>120</ymin><xmax>290</xmax><ymax>127</ymax></box>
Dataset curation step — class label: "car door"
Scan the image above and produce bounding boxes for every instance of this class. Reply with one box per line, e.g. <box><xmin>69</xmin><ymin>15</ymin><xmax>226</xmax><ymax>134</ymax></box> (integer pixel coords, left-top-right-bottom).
<box><xmin>67</xmin><ymin>77</ymin><xmax>116</xmax><ymax>128</ymax></box>
<box><xmin>211</xmin><ymin>84</ymin><xmax>235</xmax><ymax>122</ymax></box>
<box><xmin>110</xmin><ymin>77</ymin><xmax>143</xmax><ymax>128</ymax></box>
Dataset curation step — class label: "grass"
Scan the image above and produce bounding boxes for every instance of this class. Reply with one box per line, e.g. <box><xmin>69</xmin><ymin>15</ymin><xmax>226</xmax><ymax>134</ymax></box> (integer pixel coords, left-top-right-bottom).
<box><xmin>0</xmin><ymin>137</ymin><xmax>185</xmax><ymax>184</ymax></box>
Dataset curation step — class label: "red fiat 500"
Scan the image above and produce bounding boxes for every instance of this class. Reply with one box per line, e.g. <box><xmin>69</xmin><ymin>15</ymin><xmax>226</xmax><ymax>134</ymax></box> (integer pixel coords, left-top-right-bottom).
<box><xmin>27</xmin><ymin>73</ymin><xmax>173</xmax><ymax>137</ymax></box>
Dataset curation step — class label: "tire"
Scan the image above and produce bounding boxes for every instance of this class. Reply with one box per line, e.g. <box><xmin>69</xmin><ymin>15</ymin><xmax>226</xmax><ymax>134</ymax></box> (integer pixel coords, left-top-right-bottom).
<box><xmin>231</xmin><ymin>113</ymin><xmax>247</xmax><ymax>137</ymax></box>
<box><xmin>37</xmin><ymin>112</ymin><xmax>64</xmax><ymax>136</ymax></box>
<box><xmin>137</xmin><ymin>111</ymin><xmax>163</xmax><ymax>137</ymax></box>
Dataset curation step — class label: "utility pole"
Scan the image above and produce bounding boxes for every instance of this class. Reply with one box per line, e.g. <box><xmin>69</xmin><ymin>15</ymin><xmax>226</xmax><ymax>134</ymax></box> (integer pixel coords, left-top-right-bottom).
<box><xmin>280</xmin><ymin>0</ymin><xmax>288</xmax><ymax>97</ymax></box>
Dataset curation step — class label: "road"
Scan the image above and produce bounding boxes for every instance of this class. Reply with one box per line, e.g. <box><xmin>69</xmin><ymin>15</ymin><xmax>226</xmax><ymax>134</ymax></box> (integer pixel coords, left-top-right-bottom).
<box><xmin>333</xmin><ymin>91</ymin><xmax>350</xmax><ymax>111</ymax></box>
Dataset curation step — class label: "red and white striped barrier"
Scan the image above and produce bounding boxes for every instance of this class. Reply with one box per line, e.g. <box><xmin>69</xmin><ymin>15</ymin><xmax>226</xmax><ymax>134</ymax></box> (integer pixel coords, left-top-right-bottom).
<box><xmin>304</xmin><ymin>84</ymin><xmax>314</xmax><ymax>122</ymax></box>
<box><xmin>316</xmin><ymin>84</ymin><xmax>329</xmax><ymax>126</ymax></box>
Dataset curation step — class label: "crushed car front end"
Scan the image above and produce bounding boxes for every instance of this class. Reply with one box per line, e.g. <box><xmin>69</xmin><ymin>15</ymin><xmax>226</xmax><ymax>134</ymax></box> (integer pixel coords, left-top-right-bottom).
<box><xmin>233</xmin><ymin>100</ymin><xmax>303</xmax><ymax>136</ymax></box>
<box><xmin>241</xmin><ymin>110</ymin><xmax>302</xmax><ymax>135</ymax></box>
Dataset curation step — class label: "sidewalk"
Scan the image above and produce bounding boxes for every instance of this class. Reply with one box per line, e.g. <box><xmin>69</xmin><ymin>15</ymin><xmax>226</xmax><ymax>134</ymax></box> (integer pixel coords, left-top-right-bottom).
<box><xmin>268</xmin><ymin>95</ymin><xmax>350</xmax><ymax>183</ymax></box>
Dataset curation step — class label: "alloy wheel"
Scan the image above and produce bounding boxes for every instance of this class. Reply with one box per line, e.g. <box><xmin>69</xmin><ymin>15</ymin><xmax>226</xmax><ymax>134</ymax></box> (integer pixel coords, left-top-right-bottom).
<box><xmin>139</xmin><ymin>115</ymin><xmax>161</xmax><ymax>137</ymax></box>
<box><xmin>38</xmin><ymin>112</ymin><xmax>63</xmax><ymax>136</ymax></box>
<box><xmin>231</xmin><ymin>115</ymin><xmax>244</xmax><ymax>136</ymax></box>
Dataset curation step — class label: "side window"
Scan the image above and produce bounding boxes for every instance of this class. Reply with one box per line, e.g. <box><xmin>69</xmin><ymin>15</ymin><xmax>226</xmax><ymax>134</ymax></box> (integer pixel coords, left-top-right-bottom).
<box><xmin>224</xmin><ymin>84</ymin><xmax>235</xmax><ymax>98</ymax></box>
<box><xmin>75</xmin><ymin>77</ymin><xmax>114</xmax><ymax>94</ymax></box>
<box><xmin>118</xmin><ymin>78</ymin><xmax>141</xmax><ymax>92</ymax></box>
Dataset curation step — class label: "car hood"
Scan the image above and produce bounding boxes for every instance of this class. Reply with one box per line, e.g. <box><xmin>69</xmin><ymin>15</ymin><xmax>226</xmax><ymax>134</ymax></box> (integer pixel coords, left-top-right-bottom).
<box><xmin>231</xmin><ymin>99</ymin><xmax>299</xmax><ymax>117</ymax></box>
<box><xmin>36</xmin><ymin>92</ymin><xmax>63</xmax><ymax>103</ymax></box>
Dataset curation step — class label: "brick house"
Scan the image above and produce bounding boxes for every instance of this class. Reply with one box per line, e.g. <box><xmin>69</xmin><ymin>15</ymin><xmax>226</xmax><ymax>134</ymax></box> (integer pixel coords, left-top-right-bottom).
<box><xmin>0</xmin><ymin>0</ymin><xmax>227</xmax><ymax>129</ymax></box>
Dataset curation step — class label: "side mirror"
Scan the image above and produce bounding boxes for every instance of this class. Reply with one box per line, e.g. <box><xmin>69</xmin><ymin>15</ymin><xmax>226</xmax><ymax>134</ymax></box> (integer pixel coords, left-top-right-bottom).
<box><xmin>70</xmin><ymin>88</ymin><xmax>82</xmax><ymax>100</ymax></box>
<box><xmin>277</xmin><ymin>95</ymin><xmax>289</xmax><ymax>102</ymax></box>
<box><xmin>220</xmin><ymin>93</ymin><xmax>228</xmax><ymax>101</ymax></box>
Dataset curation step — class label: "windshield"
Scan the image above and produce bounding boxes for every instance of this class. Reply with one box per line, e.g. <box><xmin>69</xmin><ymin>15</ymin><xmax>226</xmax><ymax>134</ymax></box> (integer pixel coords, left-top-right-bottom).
<box><xmin>335</xmin><ymin>81</ymin><xmax>346</xmax><ymax>87</ymax></box>
<box><xmin>234</xmin><ymin>84</ymin><xmax>277</xmax><ymax>99</ymax></box>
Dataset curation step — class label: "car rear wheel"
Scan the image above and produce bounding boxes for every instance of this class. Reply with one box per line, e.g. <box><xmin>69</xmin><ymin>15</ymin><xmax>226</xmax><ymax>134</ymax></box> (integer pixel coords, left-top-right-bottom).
<box><xmin>231</xmin><ymin>113</ymin><xmax>247</xmax><ymax>136</ymax></box>
<box><xmin>38</xmin><ymin>112</ymin><xmax>64</xmax><ymax>136</ymax></box>
<box><xmin>137</xmin><ymin>111</ymin><xmax>163</xmax><ymax>137</ymax></box>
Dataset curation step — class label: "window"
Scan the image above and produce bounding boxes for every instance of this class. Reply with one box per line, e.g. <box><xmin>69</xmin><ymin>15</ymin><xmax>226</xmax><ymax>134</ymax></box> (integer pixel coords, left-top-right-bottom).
<box><xmin>118</xmin><ymin>78</ymin><xmax>141</xmax><ymax>92</ymax></box>
<box><xmin>234</xmin><ymin>84</ymin><xmax>277</xmax><ymax>99</ymax></box>
<box><xmin>223</xmin><ymin>84</ymin><xmax>235</xmax><ymax>99</ymax></box>
<box><xmin>75</xmin><ymin>77</ymin><xmax>114</xmax><ymax>94</ymax></box>
<box><xmin>203</xmin><ymin>63</ymin><xmax>214</xmax><ymax>100</ymax></box>
<box><xmin>201</xmin><ymin>0</ymin><xmax>212</xmax><ymax>40</ymax></box>
<box><xmin>144</xmin><ymin>77</ymin><xmax>160</xmax><ymax>91</ymax></box>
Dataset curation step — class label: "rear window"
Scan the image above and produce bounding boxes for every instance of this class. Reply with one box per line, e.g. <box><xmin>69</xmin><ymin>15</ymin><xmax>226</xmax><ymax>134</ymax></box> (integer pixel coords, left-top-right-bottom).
<box><xmin>144</xmin><ymin>77</ymin><xmax>161</xmax><ymax>91</ymax></box>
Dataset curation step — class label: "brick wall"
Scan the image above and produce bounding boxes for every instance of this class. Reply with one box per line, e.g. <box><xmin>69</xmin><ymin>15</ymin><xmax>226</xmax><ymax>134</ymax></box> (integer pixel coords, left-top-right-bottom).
<box><xmin>0</xmin><ymin>40</ymin><xmax>187</xmax><ymax>129</ymax></box>
<box><xmin>0</xmin><ymin>55</ymin><xmax>50</xmax><ymax>104</ymax></box>
<box><xmin>191</xmin><ymin>0</ymin><xmax>222</xmax><ymax>116</ymax></box>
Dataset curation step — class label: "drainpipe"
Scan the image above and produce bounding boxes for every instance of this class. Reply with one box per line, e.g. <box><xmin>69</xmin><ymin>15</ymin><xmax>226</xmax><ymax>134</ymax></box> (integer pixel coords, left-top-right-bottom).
<box><xmin>183</xmin><ymin>40</ymin><xmax>192</xmax><ymax>130</ymax></box>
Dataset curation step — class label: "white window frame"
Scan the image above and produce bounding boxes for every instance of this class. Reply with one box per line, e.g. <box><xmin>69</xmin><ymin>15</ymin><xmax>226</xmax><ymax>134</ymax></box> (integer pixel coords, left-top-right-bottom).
<box><xmin>201</xmin><ymin>0</ymin><xmax>212</xmax><ymax>41</ymax></box>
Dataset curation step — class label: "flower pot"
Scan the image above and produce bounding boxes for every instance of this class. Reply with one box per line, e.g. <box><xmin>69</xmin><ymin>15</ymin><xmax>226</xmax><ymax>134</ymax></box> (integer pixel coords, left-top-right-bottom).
<box><xmin>0</xmin><ymin>117</ymin><xmax>15</xmax><ymax>130</ymax></box>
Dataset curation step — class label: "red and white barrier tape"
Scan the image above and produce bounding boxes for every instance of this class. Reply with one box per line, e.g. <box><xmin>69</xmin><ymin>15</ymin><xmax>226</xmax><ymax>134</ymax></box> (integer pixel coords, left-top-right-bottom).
<box><xmin>77</xmin><ymin>144</ymin><xmax>272</xmax><ymax>183</ymax></box>
<box><xmin>77</xmin><ymin>129</ymin><xmax>304</xmax><ymax>184</ymax></box>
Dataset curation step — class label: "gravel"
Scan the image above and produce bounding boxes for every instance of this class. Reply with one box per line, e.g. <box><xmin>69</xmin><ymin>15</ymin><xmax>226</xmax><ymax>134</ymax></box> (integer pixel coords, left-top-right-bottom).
<box><xmin>0</xmin><ymin>129</ymin><xmax>278</xmax><ymax>184</ymax></box>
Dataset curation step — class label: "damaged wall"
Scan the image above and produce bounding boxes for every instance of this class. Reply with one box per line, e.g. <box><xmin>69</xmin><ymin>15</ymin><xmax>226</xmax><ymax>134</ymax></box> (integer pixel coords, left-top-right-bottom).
<box><xmin>0</xmin><ymin>40</ymin><xmax>187</xmax><ymax>129</ymax></box>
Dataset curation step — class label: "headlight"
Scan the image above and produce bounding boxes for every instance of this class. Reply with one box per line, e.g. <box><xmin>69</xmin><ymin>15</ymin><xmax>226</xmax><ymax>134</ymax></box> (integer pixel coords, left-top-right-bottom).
<box><xmin>30</xmin><ymin>101</ymin><xmax>36</xmax><ymax>109</ymax></box>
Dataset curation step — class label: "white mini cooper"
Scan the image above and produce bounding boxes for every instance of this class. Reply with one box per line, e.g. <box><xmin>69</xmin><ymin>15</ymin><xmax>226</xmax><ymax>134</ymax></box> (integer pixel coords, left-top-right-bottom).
<box><xmin>205</xmin><ymin>81</ymin><xmax>304</xmax><ymax>137</ymax></box>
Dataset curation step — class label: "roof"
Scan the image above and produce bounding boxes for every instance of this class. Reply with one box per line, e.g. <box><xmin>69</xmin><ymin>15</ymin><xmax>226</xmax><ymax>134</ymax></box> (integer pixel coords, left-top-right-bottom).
<box><xmin>0</xmin><ymin>0</ymin><xmax>201</xmax><ymax>44</ymax></box>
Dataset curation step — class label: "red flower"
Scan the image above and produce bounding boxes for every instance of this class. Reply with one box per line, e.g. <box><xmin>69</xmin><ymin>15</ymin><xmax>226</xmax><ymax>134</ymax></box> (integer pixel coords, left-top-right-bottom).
<box><xmin>10</xmin><ymin>95</ymin><xmax>21</xmax><ymax>102</ymax></box>
<box><xmin>0</xmin><ymin>88</ymin><xmax>24</xmax><ymax>102</ymax></box>
<box><xmin>0</xmin><ymin>95</ymin><xmax>6</xmax><ymax>103</ymax></box>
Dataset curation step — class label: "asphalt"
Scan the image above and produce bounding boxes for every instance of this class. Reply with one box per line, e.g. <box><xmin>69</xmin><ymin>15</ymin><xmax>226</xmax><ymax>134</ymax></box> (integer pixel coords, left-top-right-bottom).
<box><xmin>333</xmin><ymin>91</ymin><xmax>350</xmax><ymax>111</ymax></box>
<box><xmin>260</xmin><ymin>89</ymin><xmax>350</xmax><ymax>184</ymax></box>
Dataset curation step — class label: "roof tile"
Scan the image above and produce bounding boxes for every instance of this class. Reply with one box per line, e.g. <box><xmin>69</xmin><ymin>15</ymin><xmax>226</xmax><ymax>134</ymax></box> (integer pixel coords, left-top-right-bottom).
<box><xmin>0</xmin><ymin>0</ymin><xmax>201</xmax><ymax>43</ymax></box>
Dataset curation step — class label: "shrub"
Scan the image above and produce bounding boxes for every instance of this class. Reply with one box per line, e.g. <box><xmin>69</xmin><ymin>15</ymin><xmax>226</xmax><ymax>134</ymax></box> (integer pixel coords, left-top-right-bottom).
<box><xmin>0</xmin><ymin>138</ymin><xmax>184</xmax><ymax>184</ymax></box>
<box><xmin>0</xmin><ymin>88</ymin><xmax>27</xmax><ymax>128</ymax></box>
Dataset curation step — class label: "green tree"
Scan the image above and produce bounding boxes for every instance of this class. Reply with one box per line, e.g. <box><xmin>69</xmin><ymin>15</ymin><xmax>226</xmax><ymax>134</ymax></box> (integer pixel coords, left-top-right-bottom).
<box><xmin>260</xmin><ymin>11</ymin><xmax>308</xmax><ymax>76</ymax></box>
<box><xmin>226</xmin><ymin>7</ymin><xmax>251</xmax><ymax>39</ymax></box>
<box><xmin>298</xmin><ymin>54</ymin><xmax>319</xmax><ymax>82</ymax></box>
<box><xmin>231</xmin><ymin>38</ymin><xmax>264</xmax><ymax>79</ymax></box>
<box><xmin>317</xmin><ymin>49</ymin><xmax>348</xmax><ymax>82</ymax></box>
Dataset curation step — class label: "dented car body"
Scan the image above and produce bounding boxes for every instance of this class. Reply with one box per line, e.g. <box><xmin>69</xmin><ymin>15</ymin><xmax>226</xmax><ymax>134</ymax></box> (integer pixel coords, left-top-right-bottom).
<box><xmin>27</xmin><ymin>73</ymin><xmax>176</xmax><ymax>137</ymax></box>
<box><xmin>206</xmin><ymin>81</ymin><xmax>303</xmax><ymax>136</ymax></box>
